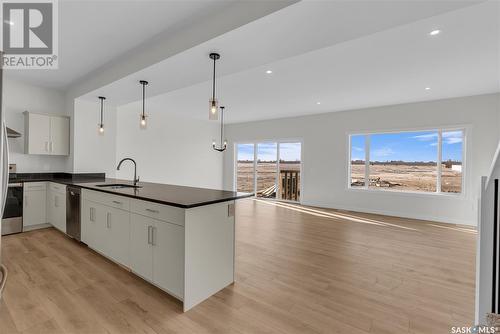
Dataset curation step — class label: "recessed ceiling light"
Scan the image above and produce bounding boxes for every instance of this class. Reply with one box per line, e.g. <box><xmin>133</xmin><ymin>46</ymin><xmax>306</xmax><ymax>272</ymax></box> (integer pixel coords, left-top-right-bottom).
<box><xmin>429</xmin><ymin>29</ymin><xmax>441</xmax><ymax>36</ymax></box>
<box><xmin>316</xmin><ymin>102</ymin><xmax>321</xmax><ymax>105</ymax></box>
<box><xmin>265</xmin><ymin>70</ymin><xmax>273</xmax><ymax>74</ymax></box>
<box><xmin>425</xmin><ymin>87</ymin><xmax>431</xmax><ymax>90</ymax></box>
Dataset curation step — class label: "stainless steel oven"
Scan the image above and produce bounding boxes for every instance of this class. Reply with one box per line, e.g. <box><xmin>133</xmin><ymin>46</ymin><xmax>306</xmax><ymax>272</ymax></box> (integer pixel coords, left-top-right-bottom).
<box><xmin>2</xmin><ymin>182</ymin><xmax>22</xmax><ymax>235</ymax></box>
<box><xmin>2</xmin><ymin>164</ymin><xmax>22</xmax><ymax>236</ymax></box>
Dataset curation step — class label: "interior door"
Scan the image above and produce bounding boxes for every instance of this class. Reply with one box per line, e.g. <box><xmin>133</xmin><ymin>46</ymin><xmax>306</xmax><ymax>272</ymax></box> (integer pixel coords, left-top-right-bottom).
<box><xmin>49</xmin><ymin>116</ymin><xmax>69</xmax><ymax>155</ymax></box>
<box><xmin>130</xmin><ymin>213</ymin><xmax>153</xmax><ymax>281</ymax></box>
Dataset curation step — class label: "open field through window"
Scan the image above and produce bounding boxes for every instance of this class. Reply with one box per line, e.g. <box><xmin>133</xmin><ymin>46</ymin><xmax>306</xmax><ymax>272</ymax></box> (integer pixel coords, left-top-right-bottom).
<box><xmin>236</xmin><ymin>142</ymin><xmax>302</xmax><ymax>202</ymax></box>
<box><xmin>349</xmin><ymin>129</ymin><xmax>464</xmax><ymax>194</ymax></box>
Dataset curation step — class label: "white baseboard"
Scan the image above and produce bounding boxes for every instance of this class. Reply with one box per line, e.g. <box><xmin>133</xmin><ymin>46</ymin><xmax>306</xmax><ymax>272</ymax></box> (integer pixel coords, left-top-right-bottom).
<box><xmin>23</xmin><ymin>223</ymin><xmax>52</xmax><ymax>232</ymax></box>
<box><xmin>301</xmin><ymin>200</ymin><xmax>476</xmax><ymax>227</ymax></box>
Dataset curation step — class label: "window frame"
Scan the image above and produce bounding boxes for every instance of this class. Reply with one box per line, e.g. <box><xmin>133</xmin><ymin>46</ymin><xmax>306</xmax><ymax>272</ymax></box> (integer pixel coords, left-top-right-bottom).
<box><xmin>347</xmin><ymin>126</ymin><xmax>467</xmax><ymax>197</ymax></box>
<box><xmin>233</xmin><ymin>138</ymin><xmax>304</xmax><ymax>203</ymax></box>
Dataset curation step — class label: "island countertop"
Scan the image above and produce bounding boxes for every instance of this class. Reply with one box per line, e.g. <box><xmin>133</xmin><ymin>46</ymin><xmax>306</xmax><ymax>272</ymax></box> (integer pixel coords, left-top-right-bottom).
<box><xmin>11</xmin><ymin>173</ymin><xmax>253</xmax><ymax>208</ymax></box>
<box><xmin>75</xmin><ymin>178</ymin><xmax>253</xmax><ymax>208</ymax></box>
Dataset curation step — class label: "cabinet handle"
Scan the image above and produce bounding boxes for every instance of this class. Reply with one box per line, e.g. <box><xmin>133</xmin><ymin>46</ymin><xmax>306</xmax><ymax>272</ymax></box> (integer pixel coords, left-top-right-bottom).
<box><xmin>152</xmin><ymin>226</ymin><xmax>156</xmax><ymax>246</ymax></box>
<box><xmin>145</xmin><ymin>208</ymin><xmax>159</xmax><ymax>214</ymax></box>
<box><xmin>106</xmin><ymin>213</ymin><xmax>111</xmax><ymax>228</ymax></box>
<box><xmin>45</xmin><ymin>141</ymin><xmax>49</xmax><ymax>152</ymax></box>
<box><xmin>90</xmin><ymin>207</ymin><xmax>95</xmax><ymax>222</ymax></box>
<box><xmin>112</xmin><ymin>200</ymin><xmax>122</xmax><ymax>205</ymax></box>
<box><xmin>147</xmin><ymin>225</ymin><xmax>152</xmax><ymax>245</ymax></box>
<box><xmin>49</xmin><ymin>141</ymin><xmax>53</xmax><ymax>152</ymax></box>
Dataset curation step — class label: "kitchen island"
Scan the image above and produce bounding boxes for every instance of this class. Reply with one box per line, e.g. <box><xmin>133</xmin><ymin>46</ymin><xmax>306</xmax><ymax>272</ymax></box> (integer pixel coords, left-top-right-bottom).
<box><xmin>77</xmin><ymin>179</ymin><xmax>252</xmax><ymax>312</ymax></box>
<box><xmin>11</xmin><ymin>173</ymin><xmax>252</xmax><ymax>312</ymax></box>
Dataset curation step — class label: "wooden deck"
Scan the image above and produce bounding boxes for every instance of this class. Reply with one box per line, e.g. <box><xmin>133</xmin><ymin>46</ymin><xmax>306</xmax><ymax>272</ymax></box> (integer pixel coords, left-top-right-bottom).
<box><xmin>0</xmin><ymin>199</ymin><xmax>476</xmax><ymax>333</ymax></box>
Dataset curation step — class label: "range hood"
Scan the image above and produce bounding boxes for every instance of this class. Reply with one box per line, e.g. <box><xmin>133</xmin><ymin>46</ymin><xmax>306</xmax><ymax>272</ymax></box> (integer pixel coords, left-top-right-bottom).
<box><xmin>6</xmin><ymin>127</ymin><xmax>21</xmax><ymax>138</ymax></box>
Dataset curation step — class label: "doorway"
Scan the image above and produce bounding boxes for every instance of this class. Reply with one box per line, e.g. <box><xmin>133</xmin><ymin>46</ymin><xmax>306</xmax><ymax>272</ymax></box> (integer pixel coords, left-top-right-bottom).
<box><xmin>235</xmin><ymin>141</ymin><xmax>302</xmax><ymax>202</ymax></box>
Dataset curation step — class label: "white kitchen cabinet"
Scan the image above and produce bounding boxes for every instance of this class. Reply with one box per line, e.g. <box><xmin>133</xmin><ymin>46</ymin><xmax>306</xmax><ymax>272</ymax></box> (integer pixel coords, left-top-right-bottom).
<box><xmin>130</xmin><ymin>213</ymin><xmax>154</xmax><ymax>281</ymax></box>
<box><xmin>82</xmin><ymin>198</ymin><xmax>130</xmax><ymax>267</ymax></box>
<box><xmin>49</xmin><ymin>116</ymin><xmax>70</xmax><ymax>155</ymax></box>
<box><xmin>24</xmin><ymin>113</ymin><xmax>50</xmax><ymax>155</ymax></box>
<box><xmin>129</xmin><ymin>213</ymin><xmax>184</xmax><ymax>297</ymax></box>
<box><xmin>47</xmin><ymin>183</ymin><xmax>66</xmax><ymax>233</ymax></box>
<box><xmin>81</xmin><ymin>200</ymin><xmax>104</xmax><ymax>251</ymax></box>
<box><xmin>104</xmin><ymin>207</ymin><xmax>130</xmax><ymax>267</ymax></box>
<box><xmin>23</xmin><ymin>182</ymin><xmax>47</xmax><ymax>228</ymax></box>
<box><xmin>153</xmin><ymin>218</ymin><xmax>184</xmax><ymax>298</ymax></box>
<box><xmin>24</xmin><ymin>112</ymin><xmax>70</xmax><ymax>156</ymax></box>
<box><xmin>81</xmin><ymin>189</ymin><xmax>235</xmax><ymax>311</ymax></box>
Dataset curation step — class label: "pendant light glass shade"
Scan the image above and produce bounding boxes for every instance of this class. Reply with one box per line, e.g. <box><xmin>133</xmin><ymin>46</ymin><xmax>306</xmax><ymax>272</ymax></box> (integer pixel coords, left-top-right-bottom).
<box><xmin>208</xmin><ymin>53</ymin><xmax>220</xmax><ymax>120</ymax></box>
<box><xmin>212</xmin><ymin>106</ymin><xmax>227</xmax><ymax>152</ymax></box>
<box><xmin>209</xmin><ymin>98</ymin><xmax>219</xmax><ymax>120</ymax></box>
<box><xmin>140</xmin><ymin>114</ymin><xmax>147</xmax><ymax>129</ymax></box>
<box><xmin>139</xmin><ymin>80</ymin><xmax>148</xmax><ymax>129</ymax></box>
<box><xmin>98</xmin><ymin>96</ymin><xmax>105</xmax><ymax>135</ymax></box>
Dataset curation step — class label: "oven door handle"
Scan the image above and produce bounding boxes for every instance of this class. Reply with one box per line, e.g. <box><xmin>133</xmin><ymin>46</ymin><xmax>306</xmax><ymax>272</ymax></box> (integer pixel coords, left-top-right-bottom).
<box><xmin>1</xmin><ymin>121</ymin><xmax>9</xmax><ymax>217</ymax></box>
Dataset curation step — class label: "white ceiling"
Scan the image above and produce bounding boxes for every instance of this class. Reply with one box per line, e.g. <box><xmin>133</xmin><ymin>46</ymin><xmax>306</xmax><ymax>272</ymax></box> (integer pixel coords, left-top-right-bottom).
<box><xmin>4</xmin><ymin>0</ymin><xmax>232</xmax><ymax>88</ymax></box>
<box><xmin>80</xmin><ymin>0</ymin><xmax>485</xmax><ymax>105</ymax></box>
<box><xmin>7</xmin><ymin>0</ymin><xmax>498</xmax><ymax>124</ymax></box>
<box><xmin>84</xmin><ymin>0</ymin><xmax>498</xmax><ymax>123</ymax></box>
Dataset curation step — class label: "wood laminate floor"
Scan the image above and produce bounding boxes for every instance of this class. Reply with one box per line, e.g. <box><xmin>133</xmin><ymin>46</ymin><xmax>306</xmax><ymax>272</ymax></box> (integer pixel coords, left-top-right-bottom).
<box><xmin>0</xmin><ymin>199</ymin><xmax>476</xmax><ymax>333</ymax></box>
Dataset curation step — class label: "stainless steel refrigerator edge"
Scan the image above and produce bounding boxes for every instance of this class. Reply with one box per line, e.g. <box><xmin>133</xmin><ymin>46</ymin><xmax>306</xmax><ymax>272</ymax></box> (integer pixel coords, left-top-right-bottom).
<box><xmin>0</xmin><ymin>51</ymin><xmax>9</xmax><ymax>298</ymax></box>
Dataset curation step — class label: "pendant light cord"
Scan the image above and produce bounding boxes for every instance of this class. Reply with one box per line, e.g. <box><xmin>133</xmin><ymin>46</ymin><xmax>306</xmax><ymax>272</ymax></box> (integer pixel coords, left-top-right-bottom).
<box><xmin>212</xmin><ymin>57</ymin><xmax>216</xmax><ymax>101</ymax></box>
<box><xmin>100</xmin><ymin>99</ymin><xmax>103</xmax><ymax>125</ymax></box>
<box><xmin>142</xmin><ymin>82</ymin><xmax>145</xmax><ymax>117</ymax></box>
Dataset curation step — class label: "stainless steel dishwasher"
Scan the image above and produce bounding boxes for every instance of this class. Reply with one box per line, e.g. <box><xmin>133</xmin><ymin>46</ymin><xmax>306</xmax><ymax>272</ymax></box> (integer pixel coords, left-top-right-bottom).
<box><xmin>66</xmin><ymin>186</ymin><xmax>81</xmax><ymax>241</ymax></box>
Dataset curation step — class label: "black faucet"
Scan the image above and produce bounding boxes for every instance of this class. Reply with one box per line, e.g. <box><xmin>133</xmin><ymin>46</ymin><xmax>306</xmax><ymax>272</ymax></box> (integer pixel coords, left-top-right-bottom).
<box><xmin>117</xmin><ymin>158</ymin><xmax>139</xmax><ymax>186</ymax></box>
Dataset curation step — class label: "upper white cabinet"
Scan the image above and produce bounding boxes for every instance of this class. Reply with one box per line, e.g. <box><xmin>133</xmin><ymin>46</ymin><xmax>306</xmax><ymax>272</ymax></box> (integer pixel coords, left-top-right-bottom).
<box><xmin>49</xmin><ymin>116</ymin><xmax>70</xmax><ymax>155</ymax></box>
<box><xmin>24</xmin><ymin>112</ymin><xmax>70</xmax><ymax>156</ymax></box>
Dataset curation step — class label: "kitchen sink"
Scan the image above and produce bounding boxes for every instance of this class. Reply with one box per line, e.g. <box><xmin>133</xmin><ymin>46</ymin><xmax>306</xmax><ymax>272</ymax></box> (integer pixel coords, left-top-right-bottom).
<box><xmin>95</xmin><ymin>183</ymin><xmax>142</xmax><ymax>189</ymax></box>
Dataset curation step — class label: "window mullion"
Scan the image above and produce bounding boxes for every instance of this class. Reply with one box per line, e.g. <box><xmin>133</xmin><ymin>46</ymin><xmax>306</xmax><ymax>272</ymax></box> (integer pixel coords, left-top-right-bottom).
<box><xmin>437</xmin><ymin>130</ymin><xmax>442</xmax><ymax>193</ymax></box>
<box><xmin>254</xmin><ymin>143</ymin><xmax>257</xmax><ymax>197</ymax></box>
<box><xmin>365</xmin><ymin>135</ymin><xmax>370</xmax><ymax>189</ymax></box>
<box><xmin>276</xmin><ymin>143</ymin><xmax>280</xmax><ymax>200</ymax></box>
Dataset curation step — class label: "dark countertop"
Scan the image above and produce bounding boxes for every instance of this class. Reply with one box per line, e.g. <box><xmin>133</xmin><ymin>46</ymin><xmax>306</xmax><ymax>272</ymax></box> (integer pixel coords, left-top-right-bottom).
<box><xmin>10</xmin><ymin>173</ymin><xmax>253</xmax><ymax>209</ymax></box>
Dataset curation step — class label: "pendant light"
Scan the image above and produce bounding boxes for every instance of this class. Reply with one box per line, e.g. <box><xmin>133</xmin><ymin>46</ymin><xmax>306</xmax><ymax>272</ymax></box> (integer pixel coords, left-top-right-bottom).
<box><xmin>212</xmin><ymin>106</ymin><xmax>227</xmax><ymax>152</ymax></box>
<box><xmin>98</xmin><ymin>96</ymin><xmax>106</xmax><ymax>135</ymax></box>
<box><xmin>208</xmin><ymin>52</ymin><xmax>220</xmax><ymax>120</ymax></box>
<box><xmin>139</xmin><ymin>80</ymin><xmax>148</xmax><ymax>129</ymax></box>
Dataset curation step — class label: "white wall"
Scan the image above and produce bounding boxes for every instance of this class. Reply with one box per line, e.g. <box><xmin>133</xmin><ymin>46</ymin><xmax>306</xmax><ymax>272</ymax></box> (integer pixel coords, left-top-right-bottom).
<box><xmin>223</xmin><ymin>93</ymin><xmax>500</xmax><ymax>226</ymax></box>
<box><xmin>3</xmin><ymin>77</ymin><xmax>68</xmax><ymax>172</ymax></box>
<box><xmin>115</xmin><ymin>102</ymin><xmax>223</xmax><ymax>189</ymax></box>
<box><xmin>72</xmin><ymin>98</ymin><xmax>117</xmax><ymax>177</ymax></box>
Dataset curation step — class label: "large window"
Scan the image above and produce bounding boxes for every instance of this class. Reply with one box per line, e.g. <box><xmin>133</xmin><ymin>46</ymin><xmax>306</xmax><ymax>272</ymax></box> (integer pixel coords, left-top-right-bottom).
<box><xmin>349</xmin><ymin>129</ymin><xmax>464</xmax><ymax>194</ymax></box>
<box><xmin>236</xmin><ymin>144</ymin><xmax>254</xmax><ymax>193</ymax></box>
<box><xmin>236</xmin><ymin>141</ymin><xmax>302</xmax><ymax>201</ymax></box>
